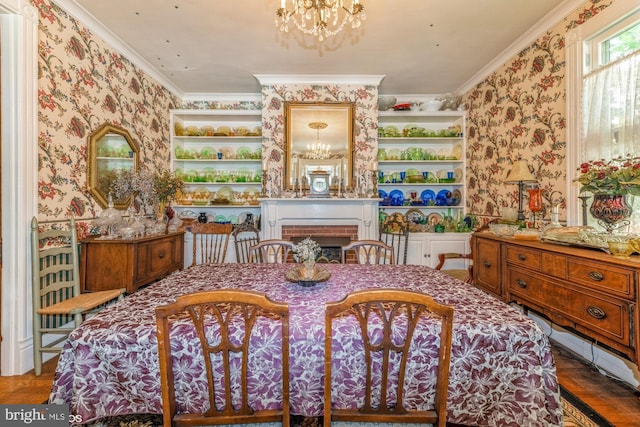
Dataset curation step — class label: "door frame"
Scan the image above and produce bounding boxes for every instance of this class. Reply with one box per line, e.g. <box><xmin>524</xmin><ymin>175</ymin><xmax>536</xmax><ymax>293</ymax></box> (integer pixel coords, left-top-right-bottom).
<box><xmin>0</xmin><ymin>0</ymin><xmax>38</xmax><ymax>375</ymax></box>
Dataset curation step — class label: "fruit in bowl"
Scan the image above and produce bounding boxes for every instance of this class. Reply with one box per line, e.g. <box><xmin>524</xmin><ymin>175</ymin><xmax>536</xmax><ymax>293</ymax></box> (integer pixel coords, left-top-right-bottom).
<box><xmin>488</xmin><ymin>223</ymin><xmax>519</xmax><ymax>237</ymax></box>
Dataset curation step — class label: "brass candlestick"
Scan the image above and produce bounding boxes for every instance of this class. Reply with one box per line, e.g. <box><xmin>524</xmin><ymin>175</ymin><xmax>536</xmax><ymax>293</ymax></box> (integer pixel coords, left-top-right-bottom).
<box><xmin>260</xmin><ymin>172</ymin><xmax>268</xmax><ymax>197</ymax></box>
<box><xmin>371</xmin><ymin>171</ymin><xmax>378</xmax><ymax>197</ymax></box>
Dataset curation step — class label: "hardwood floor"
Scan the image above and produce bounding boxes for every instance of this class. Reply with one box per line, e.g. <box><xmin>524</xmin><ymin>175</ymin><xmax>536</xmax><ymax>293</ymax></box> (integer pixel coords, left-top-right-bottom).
<box><xmin>1</xmin><ymin>341</ymin><xmax>639</xmax><ymax>425</ymax></box>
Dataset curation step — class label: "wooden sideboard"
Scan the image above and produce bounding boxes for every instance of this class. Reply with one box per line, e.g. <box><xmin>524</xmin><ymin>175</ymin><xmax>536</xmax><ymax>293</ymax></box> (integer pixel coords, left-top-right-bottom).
<box><xmin>472</xmin><ymin>231</ymin><xmax>639</xmax><ymax>370</ymax></box>
<box><xmin>81</xmin><ymin>231</ymin><xmax>184</xmax><ymax>294</ymax></box>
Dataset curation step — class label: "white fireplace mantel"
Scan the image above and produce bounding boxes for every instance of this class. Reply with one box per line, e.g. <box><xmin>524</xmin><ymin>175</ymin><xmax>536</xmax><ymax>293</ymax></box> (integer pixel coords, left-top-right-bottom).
<box><xmin>259</xmin><ymin>198</ymin><xmax>380</xmax><ymax>240</ymax></box>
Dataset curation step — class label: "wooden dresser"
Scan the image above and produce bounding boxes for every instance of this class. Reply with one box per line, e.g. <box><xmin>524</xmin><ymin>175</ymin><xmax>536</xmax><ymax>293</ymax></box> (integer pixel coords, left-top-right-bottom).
<box><xmin>80</xmin><ymin>231</ymin><xmax>184</xmax><ymax>294</ymax></box>
<box><xmin>472</xmin><ymin>231</ymin><xmax>639</xmax><ymax>369</ymax></box>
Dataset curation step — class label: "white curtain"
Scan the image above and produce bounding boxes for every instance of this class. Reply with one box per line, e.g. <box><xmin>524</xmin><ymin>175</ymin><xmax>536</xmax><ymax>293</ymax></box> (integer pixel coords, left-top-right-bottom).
<box><xmin>583</xmin><ymin>49</ymin><xmax>640</xmax><ymax>161</ymax></box>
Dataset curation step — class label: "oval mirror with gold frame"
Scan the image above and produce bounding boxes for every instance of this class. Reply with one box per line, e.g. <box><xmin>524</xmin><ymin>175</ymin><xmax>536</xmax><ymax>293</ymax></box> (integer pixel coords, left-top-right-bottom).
<box><xmin>87</xmin><ymin>123</ymin><xmax>139</xmax><ymax>209</ymax></box>
<box><xmin>284</xmin><ymin>101</ymin><xmax>355</xmax><ymax>191</ymax></box>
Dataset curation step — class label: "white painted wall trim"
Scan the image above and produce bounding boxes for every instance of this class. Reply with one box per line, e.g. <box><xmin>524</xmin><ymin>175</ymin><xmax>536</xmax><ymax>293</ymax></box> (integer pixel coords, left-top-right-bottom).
<box><xmin>0</xmin><ymin>0</ymin><xmax>39</xmax><ymax>375</ymax></box>
<box><xmin>528</xmin><ymin>311</ymin><xmax>640</xmax><ymax>389</ymax></box>
<box><xmin>254</xmin><ymin>74</ymin><xmax>385</xmax><ymax>87</ymax></box>
<box><xmin>564</xmin><ymin>0</ymin><xmax>640</xmax><ymax>226</ymax></box>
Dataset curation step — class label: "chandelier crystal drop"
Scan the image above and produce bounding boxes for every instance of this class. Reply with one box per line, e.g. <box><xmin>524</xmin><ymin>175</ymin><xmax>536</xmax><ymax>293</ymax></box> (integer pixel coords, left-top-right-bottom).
<box><xmin>275</xmin><ymin>0</ymin><xmax>366</xmax><ymax>42</ymax></box>
<box><xmin>306</xmin><ymin>122</ymin><xmax>331</xmax><ymax>159</ymax></box>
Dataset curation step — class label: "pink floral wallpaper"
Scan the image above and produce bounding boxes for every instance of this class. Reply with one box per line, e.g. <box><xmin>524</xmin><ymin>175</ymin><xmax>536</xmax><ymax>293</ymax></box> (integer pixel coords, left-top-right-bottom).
<box><xmin>34</xmin><ymin>0</ymin><xmax>179</xmax><ymax>224</ymax></box>
<box><xmin>463</xmin><ymin>0</ymin><xmax>614</xmax><ymax>224</ymax></box>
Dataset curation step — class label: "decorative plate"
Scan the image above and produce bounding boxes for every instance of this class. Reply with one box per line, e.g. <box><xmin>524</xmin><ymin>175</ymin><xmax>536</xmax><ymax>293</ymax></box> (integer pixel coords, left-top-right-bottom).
<box><xmin>454</xmin><ymin>167</ymin><xmax>463</xmax><ymax>182</ymax></box>
<box><xmin>436</xmin><ymin>189</ymin><xmax>452</xmax><ymax>206</ymax></box>
<box><xmin>420</xmin><ymin>189</ymin><xmax>435</xmax><ymax>204</ymax></box>
<box><xmin>428</xmin><ymin>212</ymin><xmax>443</xmax><ymax>226</ymax></box>
<box><xmin>285</xmin><ymin>265</ymin><xmax>331</xmax><ymax>287</ymax></box>
<box><xmin>452</xmin><ymin>143</ymin><xmax>463</xmax><ymax>160</ymax></box>
<box><xmin>405</xmin><ymin>208</ymin><xmax>426</xmax><ymax>224</ymax></box>
<box><xmin>389</xmin><ymin>189</ymin><xmax>404</xmax><ymax>206</ymax></box>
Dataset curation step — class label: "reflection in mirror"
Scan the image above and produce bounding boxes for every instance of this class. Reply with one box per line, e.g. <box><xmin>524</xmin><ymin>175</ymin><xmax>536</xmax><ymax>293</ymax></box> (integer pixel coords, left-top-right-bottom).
<box><xmin>87</xmin><ymin>123</ymin><xmax>139</xmax><ymax>209</ymax></box>
<box><xmin>284</xmin><ymin>102</ymin><xmax>355</xmax><ymax>191</ymax></box>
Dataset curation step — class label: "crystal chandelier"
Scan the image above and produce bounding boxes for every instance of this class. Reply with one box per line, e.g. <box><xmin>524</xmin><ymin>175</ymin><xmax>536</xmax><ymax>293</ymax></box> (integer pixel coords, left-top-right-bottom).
<box><xmin>275</xmin><ymin>0</ymin><xmax>366</xmax><ymax>42</ymax></box>
<box><xmin>305</xmin><ymin>122</ymin><xmax>331</xmax><ymax>159</ymax></box>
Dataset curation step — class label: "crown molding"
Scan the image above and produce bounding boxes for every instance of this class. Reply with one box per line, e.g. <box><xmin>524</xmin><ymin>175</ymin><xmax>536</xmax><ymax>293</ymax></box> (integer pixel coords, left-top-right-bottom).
<box><xmin>181</xmin><ymin>93</ymin><xmax>262</xmax><ymax>102</ymax></box>
<box><xmin>456</xmin><ymin>0</ymin><xmax>586</xmax><ymax>94</ymax></box>
<box><xmin>56</xmin><ymin>0</ymin><xmax>184</xmax><ymax>98</ymax></box>
<box><xmin>254</xmin><ymin>74</ymin><xmax>385</xmax><ymax>87</ymax></box>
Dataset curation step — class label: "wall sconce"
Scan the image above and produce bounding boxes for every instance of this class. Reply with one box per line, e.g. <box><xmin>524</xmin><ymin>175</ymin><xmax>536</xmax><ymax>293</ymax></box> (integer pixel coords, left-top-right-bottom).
<box><xmin>504</xmin><ymin>159</ymin><xmax>537</xmax><ymax>221</ymax></box>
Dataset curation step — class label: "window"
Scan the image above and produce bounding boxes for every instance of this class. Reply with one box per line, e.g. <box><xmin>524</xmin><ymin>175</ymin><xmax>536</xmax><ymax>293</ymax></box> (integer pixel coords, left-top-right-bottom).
<box><xmin>565</xmin><ymin>2</ymin><xmax>640</xmax><ymax>228</ymax></box>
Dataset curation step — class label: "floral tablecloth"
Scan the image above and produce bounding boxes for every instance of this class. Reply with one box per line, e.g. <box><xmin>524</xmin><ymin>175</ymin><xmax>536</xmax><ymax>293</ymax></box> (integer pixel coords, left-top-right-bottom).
<box><xmin>49</xmin><ymin>263</ymin><xmax>562</xmax><ymax>426</ymax></box>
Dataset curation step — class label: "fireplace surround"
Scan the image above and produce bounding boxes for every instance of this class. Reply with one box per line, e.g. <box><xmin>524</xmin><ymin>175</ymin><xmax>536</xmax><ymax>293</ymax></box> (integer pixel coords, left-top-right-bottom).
<box><xmin>259</xmin><ymin>198</ymin><xmax>380</xmax><ymax>241</ymax></box>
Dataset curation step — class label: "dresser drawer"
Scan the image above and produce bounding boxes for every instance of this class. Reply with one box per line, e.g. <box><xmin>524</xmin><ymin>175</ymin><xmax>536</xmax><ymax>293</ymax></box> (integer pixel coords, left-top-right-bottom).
<box><xmin>505</xmin><ymin>245</ymin><xmax>542</xmax><ymax>271</ymax></box>
<box><xmin>567</xmin><ymin>258</ymin><xmax>635</xmax><ymax>299</ymax></box>
<box><xmin>507</xmin><ymin>267</ymin><xmax>631</xmax><ymax>345</ymax></box>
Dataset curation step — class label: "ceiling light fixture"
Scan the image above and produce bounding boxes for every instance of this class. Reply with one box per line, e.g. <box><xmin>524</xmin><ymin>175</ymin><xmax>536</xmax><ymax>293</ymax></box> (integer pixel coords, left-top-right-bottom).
<box><xmin>306</xmin><ymin>122</ymin><xmax>331</xmax><ymax>159</ymax></box>
<box><xmin>275</xmin><ymin>0</ymin><xmax>366</xmax><ymax>42</ymax></box>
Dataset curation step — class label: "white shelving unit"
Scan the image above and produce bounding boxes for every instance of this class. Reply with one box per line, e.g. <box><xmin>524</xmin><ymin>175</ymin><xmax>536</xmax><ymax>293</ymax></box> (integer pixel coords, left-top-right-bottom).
<box><xmin>377</xmin><ymin>110</ymin><xmax>466</xmax><ymax>223</ymax></box>
<box><xmin>169</xmin><ymin>109</ymin><xmax>263</xmax><ymax>224</ymax></box>
<box><xmin>377</xmin><ymin>109</ymin><xmax>470</xmax><ymax>266</ymax></box>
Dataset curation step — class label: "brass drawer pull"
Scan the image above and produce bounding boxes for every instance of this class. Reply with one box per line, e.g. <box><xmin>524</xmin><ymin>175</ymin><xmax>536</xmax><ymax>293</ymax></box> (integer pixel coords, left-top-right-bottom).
<box><xmin>588</xmin><ymin>271</ymin><xmax>604</xmax><ymax>281</ymax></box>
<box><xmin>587</xmin><ymin>306</ymin><xmax>606</xmax><ymax>319</ymax></box>
<box><xmin>483</xmin><ymin>261</ymin><xmax>492</xmax><ymax>268</ymax></box>
<box><xmin>515</xmin><ymin>279</ymin><xmax>527</xmax><ymax>288</ymax></box>
<box><xmin>518</xmin><ymin>254</ymin><xmax>527</xmax><ymax>261</ymax></box>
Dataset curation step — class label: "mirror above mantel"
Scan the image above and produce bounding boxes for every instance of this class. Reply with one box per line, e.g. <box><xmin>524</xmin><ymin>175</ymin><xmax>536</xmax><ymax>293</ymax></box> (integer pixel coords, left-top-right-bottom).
<box><xmin>284</xmin><ymin>101</ymin><xmax>355</xmax><ymax>191</ymax></box>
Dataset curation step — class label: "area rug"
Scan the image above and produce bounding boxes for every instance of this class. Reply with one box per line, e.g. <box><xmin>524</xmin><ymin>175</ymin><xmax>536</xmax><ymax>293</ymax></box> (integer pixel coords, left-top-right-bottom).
<box><xmin>85</xmin><ymin>389</ymin><xmax>613</xmax><ymax>427</ymax></box>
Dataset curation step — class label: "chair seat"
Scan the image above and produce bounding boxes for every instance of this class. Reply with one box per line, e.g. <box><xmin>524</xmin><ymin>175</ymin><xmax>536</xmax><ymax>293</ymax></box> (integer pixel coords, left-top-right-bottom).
<box><xmin>439</xmin><ymin>269</ymin><xmax>471</xmax><ymax>282</ymax></box>
<box><xmin>37</xmin><ymin>289</ymin><xmax>125</xmax><ymax>315</ymax></box>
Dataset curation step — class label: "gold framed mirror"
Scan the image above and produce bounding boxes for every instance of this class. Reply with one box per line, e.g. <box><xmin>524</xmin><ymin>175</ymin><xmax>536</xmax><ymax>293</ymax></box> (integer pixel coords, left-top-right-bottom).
<box><xmin>284</xmin><ymin>101</ymin><xmax>355</xmax><ymax>191</ymax></box>
<box><xmin>87</xmin><ymin>123</ymin><xmax>139</xmax><ymax>209</ymax></box>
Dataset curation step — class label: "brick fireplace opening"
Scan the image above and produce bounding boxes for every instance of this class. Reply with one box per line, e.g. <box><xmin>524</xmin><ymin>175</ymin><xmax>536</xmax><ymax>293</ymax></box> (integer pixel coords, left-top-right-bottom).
<box><xmin>283</xmin><ymin>225</ymin><xmax>358</xmax><ymax>263</ymax></box>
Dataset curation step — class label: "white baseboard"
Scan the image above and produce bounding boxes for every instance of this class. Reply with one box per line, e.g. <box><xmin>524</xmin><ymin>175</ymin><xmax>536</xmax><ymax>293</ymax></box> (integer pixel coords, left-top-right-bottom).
<box><xmin>526</xmin><ymin>310</ymin><xmax>640</xmax><ymax>390</ymax></box>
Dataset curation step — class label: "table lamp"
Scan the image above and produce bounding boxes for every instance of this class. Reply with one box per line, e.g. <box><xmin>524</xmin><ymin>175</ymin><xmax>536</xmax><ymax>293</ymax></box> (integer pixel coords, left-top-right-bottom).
<box><xmin>504</xmin><ymin>159</ymin><xmax>537</xmax><ymax>221</ymax></box>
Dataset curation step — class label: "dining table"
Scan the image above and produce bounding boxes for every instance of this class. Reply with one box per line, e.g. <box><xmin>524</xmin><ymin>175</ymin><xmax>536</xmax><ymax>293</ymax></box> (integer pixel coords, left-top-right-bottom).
<box><xmin>49</xmin><ymin>263</ymin><xmax>562</xmax><ymax>426</ymax></box>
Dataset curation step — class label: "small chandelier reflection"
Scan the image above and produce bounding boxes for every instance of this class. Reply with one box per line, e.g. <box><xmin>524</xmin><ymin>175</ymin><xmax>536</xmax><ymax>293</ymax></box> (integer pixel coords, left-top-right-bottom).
<box><xmin>306</xmin><ymin>122</ymin><xmax>331</xmax><ymax>159</ymax></box>
<box><xmin>275</xmin><ymin>0</ymin><xmax>366</xmax><ymax>42</ymax></box>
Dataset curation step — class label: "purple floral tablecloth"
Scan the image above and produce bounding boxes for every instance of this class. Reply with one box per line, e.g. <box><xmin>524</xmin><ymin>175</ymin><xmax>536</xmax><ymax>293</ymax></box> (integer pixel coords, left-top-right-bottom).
<box><xmin>49</xmin><ymin>263</ymin><xmax>562</xmax><ymax>426</ymax></box>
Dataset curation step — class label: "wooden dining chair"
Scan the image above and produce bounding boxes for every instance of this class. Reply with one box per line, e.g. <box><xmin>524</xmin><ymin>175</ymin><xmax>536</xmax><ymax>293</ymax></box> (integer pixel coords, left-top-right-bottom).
<box><xmin>190</xmin><ymin>222</ymin><xmax>233</xmax><ymax>266</ymax></box>
<box><xmin>435</xmin><ymin>252</ymin><xmax>474</xmax><ymax>283</ymax></box>
<box><xmin>341</xmin><ymin>240</ymin><xmax>395</xmax><ymax>264</ymax></box>
<box><xmin>155</xmin><ymin>290</ymin><xmax>290</xmax><ymax>427</ymax></box>
<box><xmin>324</xmin><ymin>289</ymin><xmax>454</xmax><ymax>427</ymax></box>
<box><xmin>231</xmin><ymin>222</ymin><xmax>260</xmax><ymax>263</ymax></box>
<box><xmin>249</xmin><ymin>239</ymin><xmax>294</xmax><ymax>263</ymax></box>
<box><xmin>30</xmin><ymin>217</ymin><xmax>125</xmax><ymax>376</ymax></box>
<box><xmin>379</xmin><ymin>213</ymin><xmax>409</xmax><ymax>265</ymax></box>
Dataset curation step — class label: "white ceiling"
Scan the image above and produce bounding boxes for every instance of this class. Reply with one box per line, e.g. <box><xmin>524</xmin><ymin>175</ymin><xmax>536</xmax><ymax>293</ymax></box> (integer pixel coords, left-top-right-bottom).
<box><xmin>63</xmin><ymin>0</ymin><xmax>579</xmax><ymax>97</ymax></box>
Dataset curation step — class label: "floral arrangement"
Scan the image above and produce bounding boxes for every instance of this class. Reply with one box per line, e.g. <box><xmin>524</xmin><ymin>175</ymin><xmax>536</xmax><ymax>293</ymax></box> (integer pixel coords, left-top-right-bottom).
<box><xmin>577</xmin><ymin>155</ymin><xmax>640</xmax><ymax>196</ymax></box>
<box><xmin>292</xmin><ymin>237</ymin><xmax>321</xmax><ymax>263</ymax></box>
<box><xmin>109</xmin><ymin>168</ymin><xmax>183</xmax><ymax>211</ymax></box>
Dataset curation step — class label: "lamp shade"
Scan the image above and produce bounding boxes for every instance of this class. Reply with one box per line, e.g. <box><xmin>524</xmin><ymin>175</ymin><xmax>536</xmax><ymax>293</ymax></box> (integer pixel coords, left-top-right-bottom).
<box><xmin>504</xmin><ymin>159</ymin><xmax>536</xmax><ymax>183</ymax></box>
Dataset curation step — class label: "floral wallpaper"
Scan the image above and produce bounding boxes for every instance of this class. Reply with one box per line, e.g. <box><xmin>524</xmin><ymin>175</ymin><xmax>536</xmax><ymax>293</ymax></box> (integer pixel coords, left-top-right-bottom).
<box><xmin>463</xmin><ymin>0</ymin><xmax>614</xmax><ymax>225</ymax></box>
<box><xmin>259</xmin><ymin>84</ymin><xmax>379</xmax><ymax>195</ymax></box>
<box><xmin>34</xmin><ymin>0</ymin><xmax>179</xmax><ymax>226</ymax></box>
